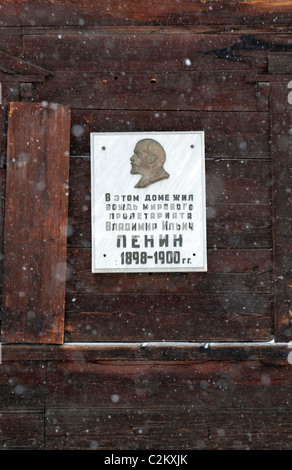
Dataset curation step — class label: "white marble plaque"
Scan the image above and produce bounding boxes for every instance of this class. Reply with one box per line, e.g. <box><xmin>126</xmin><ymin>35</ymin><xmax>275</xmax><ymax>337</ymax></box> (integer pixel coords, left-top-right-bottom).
<box><xmin>91</xmin><ymin>131</ymin><xmax>207</xmax><ymax>272</ymax></box>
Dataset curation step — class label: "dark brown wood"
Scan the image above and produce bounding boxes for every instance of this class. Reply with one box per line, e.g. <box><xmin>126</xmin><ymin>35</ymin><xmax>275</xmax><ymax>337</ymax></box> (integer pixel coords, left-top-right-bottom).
<box><xmin>1</xmin><ymin>342</ymin><xmax>288</xmax><ymax>363</ymax></box>
<box><xmin>206</xmin><ymin>203</ymin><xmax>272</xmax><ymax>249</ymax></box>
<box><xmin>1</xmin><ymin>1</ymin><xmax>292</xmax><ymax>27</ymax></box>
<box><xmin>0</xmin><ymin>361</ymin><xmax>45</xmax><ymax>449</ymax></box>
<box><xmin>0</xmin><ymin>81</ymin><xmax>19</xmax><ymax>103</ymax></box>
<box><xmin>0</xmin><ymin>412</ymin><xmax>44</xmax><ymax>449</ymax></box>
<box><xmin>0</xmin><ymin>343</ymin><xmax>290</xmax><ymax>450</ymax></box>
<box><xmin>1</xmin><ymin>102</ymin><xmax>71</xmax><ymax>344</ymax></box>
<box><xmin>31</xmin><ymin>70</ymin><xmax>260</xmax><ymax>112</ymax></box>
<box><xmin>268</xmin><ymin>52</ymin><xmax>292</xmax><ymax>75</ymax></box>
<box><xmin>64</xmin><ymin>292</ymin><xmax>273</xmax><ymax>342</ymax></box>
<box><xmin>0</xmin><ymin>50</ymin><xmax>51</xmax><ymax>77</ymax></box>
<box><xmin>0</xmin><ymin>105</ymin><xmax>7</xmax><ymax>152</ymax></box>
<box><xmin>0</xmin><ymin>28</ymin><xmax>22</xmax><ymax>59</ymax></box>
<box><xmin>70</xmin><ymin>109</ymin><xmax>270</xmax><ymax>158</ymax></box>
<box><xmin>23</xmin><ymin>28</ymin><xmax>278</xmax><ymax>73</ymax></box>
<box><xmin>45</xmin><ymin>360</ymin><xmax>292</xmax><ymax>410</ymax></box>
<box><xmin>271</xmin><ymin>82</ymin><xmax>292</xmax><ymax>341</ymax></box>
<box><xmin>45</xmin><ymin>407</ymin><xmax>292</xmax><ymax>450</ymax></box>
<box><xmin>0</xmin><ymin>363</ymin><xmax>46</xmax><ymax>409</ymax></box>
<box><xmin>44</xmin><ymin>358</ymin><xmax>292</xmax><ymax>449</ymax></box>
<box><xmin>0</xmin><ymin>108</ymin><xmax>7</xmax><ymax>322</ymax></box>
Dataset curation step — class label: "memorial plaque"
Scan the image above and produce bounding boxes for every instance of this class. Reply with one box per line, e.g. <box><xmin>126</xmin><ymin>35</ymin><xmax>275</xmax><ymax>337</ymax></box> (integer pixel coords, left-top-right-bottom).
<box><xmin>91</xmin><ymin>131</ymin><xmax>207</xmax><ymax>272</ymax></box>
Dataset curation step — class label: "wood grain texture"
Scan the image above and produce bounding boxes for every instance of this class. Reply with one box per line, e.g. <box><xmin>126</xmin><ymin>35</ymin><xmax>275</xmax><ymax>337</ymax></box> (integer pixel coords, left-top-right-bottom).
<box><xmin>1</xmin><ymin>102</ymin><xmax>71</xmax><ymax>344</ymax></box>
<box><xmin>0</xmin><ymin>0</ymin><xmax>292</xmax><ymax>27</ymax></box>
<box><xmin>45</xmin><ymin>407</ymin><xmax>292</xmax><ymax>450</ymax></box>
<box><xmin>64</xmin><ymin>292</ymin><xmax>273</xmax><ymax>342</ymax></box>
<box><xmin>0</xmin><ymin>345</ymin><xmax>290</xmax><ymax>449</ymax></box>
<box><xmin>69</xmin><ymin>109</ymin><xmax>270</xmax><ymax>158</ymax></box>
<box><xmin>269</xmin><ymin>52</ymin><xmax>292</xmax><ymax>75</ymax></box>
<box><xmin>44</xmin><ymin>359</ymin><xmax>292</xmax><ymax>449</ymax></box>
<box><xmin>31</xmin><ymin>70</ymin><xmax>261</xmax><ymax>112</ymax></box>
<box><xmin>0</xmin><ymin>362</ymin><xmax>46</xmax><ymax>410</ymax></box>
<box><xmin>1</xmin><ymin>342</ymin><xmax>288</xmax><ymax>363</ymax></box>
<box><xmin>45</xmin><ymin>360</ymin><xmax>292</xmax><ymax>410</ymax></box>
<box><xmin>271</xmin><ymin>82</ymin><xmax>292</xmax><ymax>341</ymax></box>
<box><xmin>22</xmin><ymin>28</ymin><xmax>283</xmax><ymax>73</ymax></box>
<box><xmin>0</xmin><ymin>361</ymin><xmax>45</xmax><ymax>449</ymax></box>
<box><xmin>0</xmin><ymin>412</ymin><xmax>44</xmax><ymax>449</ymax></box>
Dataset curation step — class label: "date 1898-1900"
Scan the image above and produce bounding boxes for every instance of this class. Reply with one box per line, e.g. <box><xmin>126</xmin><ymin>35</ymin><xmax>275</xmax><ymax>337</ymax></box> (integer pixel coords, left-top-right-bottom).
<box><xmin>120</xmin><ymin>251</ymin><xmax>193</xmax><ymax>265</ymax></box>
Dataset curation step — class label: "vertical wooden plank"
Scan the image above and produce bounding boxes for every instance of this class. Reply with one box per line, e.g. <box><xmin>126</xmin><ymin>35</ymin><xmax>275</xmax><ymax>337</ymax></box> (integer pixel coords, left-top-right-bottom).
<box><xmin>1</xmin><ymin>102</ymin><xmax>70</xmax><ymax>344</ymax></box>
<box><xmin>0</xmin><ymin>103</ymin><xmax>7</xmax><ymax>336</ymax></box>
<box><xmin>271</xmin><ymin>82</ymin><xmax>292</xmax><ymax>341</ymax></box>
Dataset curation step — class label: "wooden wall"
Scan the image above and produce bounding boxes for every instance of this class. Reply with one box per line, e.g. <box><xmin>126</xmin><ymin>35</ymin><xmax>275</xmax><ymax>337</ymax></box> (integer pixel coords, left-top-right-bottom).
<box><xmin>0</xmin><ymin>0</ymin><xmax>292</xmax><ymax>450</ymax></box>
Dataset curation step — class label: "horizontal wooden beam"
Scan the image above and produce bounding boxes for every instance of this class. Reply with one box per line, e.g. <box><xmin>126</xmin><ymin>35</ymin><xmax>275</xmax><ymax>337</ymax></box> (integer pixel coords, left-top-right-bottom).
<box><xmin>1</xmin><ymin>0</ymin><xmax>292</xmax><ymax>27</ymax></box>
<box><xmin>0</xmin><ymin>342</ymin><xmax>289</xmax><ymax>363</ymax></box>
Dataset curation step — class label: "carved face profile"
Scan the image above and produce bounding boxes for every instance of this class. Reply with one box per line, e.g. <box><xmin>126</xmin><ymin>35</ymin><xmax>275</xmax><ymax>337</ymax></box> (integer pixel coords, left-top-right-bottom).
<box><xmin>130</xmin><ymin>138</ymin><xmax>170</xmax><ymax>188</ymax></box>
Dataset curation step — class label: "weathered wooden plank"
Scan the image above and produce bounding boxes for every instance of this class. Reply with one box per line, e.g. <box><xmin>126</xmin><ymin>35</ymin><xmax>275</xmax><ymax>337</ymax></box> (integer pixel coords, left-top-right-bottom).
<box><xmin>268</xmin><ymin>52</ymin><xmax>292</xmax><ymax>75</ymax></box>
<box><xmin>1</xmin><ymin>102</ymin><xmax>71</xmax><ymax>344</ymax></box>
<box><xmin>0</xmin><ymin>110</ymin><xmax>6</xmax><ymax>291</ymax></box>
<box><xmin>0</xmin><ymin>342</ymin><xmax>289</xmax><ymax>363</ymax></box>
<box><xmin>206</xmin><ymin>203</ymin><xmax>272</xmax><ymax>249</ymax></box>
<box><xmin>0</xmin><ymin>28</ymin><xmax>22</xmax><ymax>58</ymax></box>
<box><xmin>271</xmin><ymin>82</ymin><xmax>292</xmax><ymax>342</ymax></box>
<box><xmin>0</xmin><ymin>411</ymin><xmax>44</xmax><ymax>449</ymax></box>
<box><xmin>1</xmin><ymin>342</ymin><xmax>288</xmax><ymax>363</ymax></box>
<box><xmin>0</xmin><ymin>108</ymin><xmax>6</xmax><ymax>338</ymax></box>
<box><xmin>0</xmin><ymin>73</ymin><xmax>44</xmax><ymax>84</ymax></box>
<box><xmin>45</xmin><ymin>360</ymin><xmax>292</xmax><ymax>410</ymax></box>
<box><xmin>45</xmin><ymin>407</ymin><xmax>292</xmax><ymax>450</ymax></box>
<box><xmin>66</xmin><ymin>248</ymin><xmax>273</xmax><ymax>295</ymax></box>
<box><xmin>0</xmin><ymin>105</ymin><xmax>7</xmax><ymax>152</ymax></box>
<box><xmin>21</xmin><ymin>25</ymin><xmax>292</xmax><ymax>35</ymax></box>
<box><xmin>0</xmin><ymin>109</ymin><xmax>7</xmax><ymax>323</ymax></box>
<box><xmin>0</xmin><ymin>81</ymin><xmax>19</xmax><ymax>104</ymax></box>
<box><xmin>32</xmin><ymin>71</ymin><xmax>260</xmax><ymax>112</ymax></box>
<box><xmin>206</xmin><ymin>159</ymin><xmax>272</xmax><ymax>203</ymax></box>
<box><xmin>64</xmin><ymin>292</ymin><xmax>273</xmax><ymax>342</ymax></box>
<box><xmin>0</xmin><ymin>363</ymin><xmax>46</xmax><ymax>410</ymax></box>
<box><xmin>0</xmin><ymin>360</ymin><xmax>45</xmax><ymax>449</ymax></box>
<box><xmin>1</xmin><ymin>0</ymin><xmax>292</xmax><ymax>27</ymax></box>
<box><xmin>70</xmin><ymin>110</ymin><xmax>270</xmax><ymax>158</ymax></box>
<box><xmin>23</xmin><ymin>30</ymin><xmax>274</xmax><ymax>73</ymax></box>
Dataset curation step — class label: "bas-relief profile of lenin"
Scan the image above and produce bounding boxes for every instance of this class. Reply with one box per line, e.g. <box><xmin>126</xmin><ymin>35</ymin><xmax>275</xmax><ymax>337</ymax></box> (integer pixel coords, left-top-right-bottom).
<box><xmin>130</xmin><ymin>138</ymin><xmax>170</xmax><ymax>189</ymax></box>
